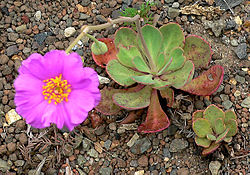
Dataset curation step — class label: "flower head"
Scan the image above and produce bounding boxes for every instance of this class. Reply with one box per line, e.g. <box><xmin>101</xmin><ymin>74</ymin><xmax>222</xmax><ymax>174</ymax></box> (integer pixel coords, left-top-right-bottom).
<box><xmin>14</xmin><ymin>50</ymin><xmax>101</xmax><ymax>131</ymax></box>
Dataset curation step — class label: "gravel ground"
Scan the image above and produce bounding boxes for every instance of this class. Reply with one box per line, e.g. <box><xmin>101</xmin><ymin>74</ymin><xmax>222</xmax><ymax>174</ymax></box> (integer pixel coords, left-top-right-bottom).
<box><xmin>0</xmin><ymin>0</ymin><xmax>249</xmax><ymax>174</ymax></box>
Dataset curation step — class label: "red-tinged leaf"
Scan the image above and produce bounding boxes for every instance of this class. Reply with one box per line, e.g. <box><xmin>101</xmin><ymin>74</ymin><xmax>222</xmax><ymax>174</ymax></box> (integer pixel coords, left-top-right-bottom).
<box><xmin>202</xmin><ymin>142</ymin><xmax>221</xmax><ymax>155</ymax></box>
<box><xmin>120</xmin><ymin>110</ymin><xmax>144</xmax><ymax>124</ymax></box>
<box><xmin>90</xmin><ymin>111</ymin><xmax>103</xmax><ymax>128</ymax></box>
<box><xmin>95</xmin><ymin>85</ymin><xmax>145</xmax><ymax>115</ymax></box>
<box><xmin>180</xmin><ymin>65</ymin><xmax>224</xmax><ymax>96</ymax></box>
<box><xmin>159</xmin><ymin>88</ymin><xmax>174</xmax><ymax>107</ymax></box>
<box><xmin>138</xmin><ymin>89</ymin><xmax>170</xmax><ymax>133</ymax></box>
<box><xmin>91</xmin><ymin>38</ymin><xmax>118</xmax><ymax>68</ymax></box>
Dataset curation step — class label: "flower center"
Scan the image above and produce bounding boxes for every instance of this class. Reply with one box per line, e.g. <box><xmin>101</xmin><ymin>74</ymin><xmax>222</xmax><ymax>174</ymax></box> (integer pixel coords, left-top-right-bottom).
<box><xmin>42</xmin><ymin>74</ymin><xmax>71</xmax><ymax>105</ymax></box>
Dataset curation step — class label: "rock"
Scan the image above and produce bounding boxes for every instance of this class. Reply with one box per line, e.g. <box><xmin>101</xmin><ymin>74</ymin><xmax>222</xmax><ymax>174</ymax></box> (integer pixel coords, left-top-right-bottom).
<box><xmin>0</xmin><ymin>54</ymin><xmax>9</xmax><ymax>64</ymax></box>
<box><xmin>127</xmin><ymin>133</ymin><xmax>139</xmax><ymax>147</ymax></box>
<box><xmin>16</xmin><ymin>24</ymin><xmax>27</xmax><ymax>33</ymax></box>
<box><xmin>6</xmin><ymin>45</ymin><xmax>18</xmax><ymax>56</ymax></box>
<box><xmin>79</xmin><ymin>13</ymin><xmax>90</xmax><ymax>20</ymax></box>
<box><xmin>221</xmin><ymin>36</ymin><xmax>230</xmax><ymax>45</ymax></box>
<box><xmin>34</xmin><ymin>32</ymin><xmax>48</xmax><ymax>45</ymax></box>
<box><xmin>14</xmin><ymin>160</ymin><xmax>25</xmax><ymax>167</ymax></box>
<box><xmin>209</xmin><ymin>161</ymin><xmax>221</xmax><ymax>175</ymax></box>
<box><xmin>108</xmin><ymin>123</ymin><xmax>117</xmax><ymax>131</ymax></box>
<box><xmin>111</xmin><ymin>10</ymin><xmax>121</xmax><ymax>19</ymax></box>
<box><xmin>0</xmin><ymin>159</ymin><xmax>10</xmax><ymax>172</ymax></box>
<box><xmin>8</xmin><ymin>33</ymin><xmax>19</xmax><ymax>41</ymax></box>
<box><xmin>163</xmin><ymin>147</ymin><xmax>171</xmax><ymax>158</ymax></box>
<box><xmin>96</xmin><ymin>15</ymin><xmax>107</xmax><ymax>23</ymax></box>
<box><xmin>172</xmin><ymin>2</ymin><xmax>180</xmax><ymax>8</ymax></box>
<box><xmin>87</xmin><ymin>148</ymin><xmax>99</xmax><ymax>158</ymax></box>
<box><xmin>163</xmin><ymin>124</ymin><xmax>178</xmax><ymax>136</ymax></box>
<box><xmin>234</xmin><ymin>43</ymin><xmax>247</xmax><ymax>59</ymax></box>
<box><xmin>117</xmin><ymin>159</ymin><xmax>126</xmax><ymax>168</ymax></box>
<box><xmin>169</xmin><ymin>139</ymin><xmax>188</xmax><ymax>152</ymax></box>
<box><xmin>0</xmin><ymin>145</ymin><xmax>7</xmax><ymax>155</ymax></box>
<box><xmin>177</xmin><ymin>168</ymin><xmax>189</xmax><ymax>175</ymax></box>
<box><xmin>19</xmin><ymin>133</ymin><xmax>28</xmax><ymax>145</ymax></box>
<box><xmin>23</xmin><ymin>47</ymin><xmax>31</xmax><ymax>54</ymax></box>
<box><xmin>181</xmin><ymin>113</ymin><xmax>192</xmax><ymax>120</ymax></box>
<box><xmin>134</xmin><ymin>170</ymin><xmax>144</xmax><ymax>175</ymax></box>
<box><xmin>225</xmin><ymin>20</ymin><xmax>236</xmax><ymax>30</ymax></box>
<box><xmin>215</xmin><ymin>0</ymin><xmax>244</xmax><ymax>10</ymax></box>
<box><xmin>130</xmin><ymin>137</ymin><xmax>151</xmax><ymax>154</ymax></box>
<box><xmin>165</xmin><ymin>0</ymin><xmax>175</xmax><ymax>3</ymax></box>
<box><xmin>123</xmin><ymin>0</ymin><xmax>133</xmax><ymax>5</ymax></box>
<box><xmin>222</xmin><ymin>100</ymin><xmax>233</xmax><ymax>110</ymax></box>
<box><xmin>104</xmin><ymin>140</ymin><xmax>112</xmax><ymax>150</ymax></box>
<box><xmin>130</xmin><ymin>160</ymin><xmax>138</xmax><ymax>167</ymax></box>
<box><xmin>38</xmin><ymin>23</ymin><xmax>46</xmax><ymax>30</ymax></box>
<box><xmin>81</xmin><ymin>0</ymin><xmax>91</xmax><ymax>6</ymax></box>
<box><xmin>77</xmin><ymin>155</ymin><xmax>86</xmax><ymax>168</ymax></box>
<box><xmin>204</xmin><ymin>19</ymin><xmax>225</xmax><ymax>37</ymax></box>
<box><xmin>138</xmin><ymin>155</ymin><xmax>148</xmax><ymax>167</ymax></box>
<box><xmin>235</xmin><ymin>75</ymin><xmax>245</xmax><ymax>84</ymax></box>
<box><xmin>195</xmin><ymin>100</ymin><xmax>204</xmax><ymax>109</ymax></box>
<box><xmin>34</xmin><ymin>11</ymin><xmax>42</xmax><ymax>21</ymax></box>
<box><xmin>64</xmin><ymin>27</ymin><xmax>76</xmax><ymax>37</ymax></box>
<box><xmin>94</xmin><ymin>124</ymin><xmax>105</xmax><ymax>135</ymax></box>
<box><xmin>99</xmin><ymin>167</ymin><xmax>112</xmax><ymax>175</ymax></box>
<box><xmin>230</xmin><ymin>39</ymin><xmax>238</xmax><ymax>46</ymax></box>
<box><xmin>241</xmin><ymin>96</ymin><xmax>250</xmax><ymax>109</ymax></box>
<box><xmin>7</xmin><ymin>142</ymin><xmax>16</xmax><ymax>153</ymax></box>
<box><xmin>62</xmin><ymin>144</ymin><xmax>73</xmax><ymax>157</ymax></box>
<box><xmin>168</xmin><ymin>8</ymin><xmax>180</xmax><ymax>19</ymax></box>
<box><xmin>1</xmin><ymin>7</ymin><xmax>9</xmax><ymax>16</ymax></box>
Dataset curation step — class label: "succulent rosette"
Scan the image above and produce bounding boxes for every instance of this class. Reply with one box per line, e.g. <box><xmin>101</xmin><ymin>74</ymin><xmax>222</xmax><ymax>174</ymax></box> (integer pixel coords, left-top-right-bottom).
<box><xmin>14</xmin><ymin>50</ymin><xmax>101</xmax><ymax>131</ymax></box>
<box><xmin>91</xmin><ymin>23</ymin><xmax>224</xmax><ymax>133</ymax></box>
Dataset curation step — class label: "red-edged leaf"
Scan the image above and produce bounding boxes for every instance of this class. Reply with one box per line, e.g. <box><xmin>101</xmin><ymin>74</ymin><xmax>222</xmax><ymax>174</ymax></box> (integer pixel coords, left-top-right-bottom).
<box><xmin>138</xmin><ymin>89</ymin><xmax>170</xmax><ymax>133</ymax></box>
<box><xmin>202</xmin><ymin>142</ymin><xmax>221</xmax><ymax>155</ymax></box>
<box><xmin>159</xmin><ymin>88</ymin><xmax>174</xmax><ymax>107</ymax></box>
<box><xmin>95</xmin><ymin>85</ymin><xmax>145</xmax><ymax>115</ymax></box>
<box><xmin>91</xmin><ymin>38</ymin><xmax>118</xmax><ymax>68</ymax></box>
<box><xmin>180</xmin><ymin>65</ymin><xmax>224</xmax><ymax>96</ymax></box>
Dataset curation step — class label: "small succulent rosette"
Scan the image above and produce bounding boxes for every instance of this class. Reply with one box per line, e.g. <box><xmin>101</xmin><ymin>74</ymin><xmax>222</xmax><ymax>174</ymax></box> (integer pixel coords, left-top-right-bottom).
<box><xmin>192</xmin><ymin>104</ymin><xmax>238</xmax><ymax>155</ymax></box>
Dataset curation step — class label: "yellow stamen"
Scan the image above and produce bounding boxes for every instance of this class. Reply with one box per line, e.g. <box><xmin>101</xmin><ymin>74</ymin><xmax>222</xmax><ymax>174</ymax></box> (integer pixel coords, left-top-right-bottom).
<box><xmin>42</xmin><ymin>74</ymin><xmax>71</xmax><ymax>105</ymax></box>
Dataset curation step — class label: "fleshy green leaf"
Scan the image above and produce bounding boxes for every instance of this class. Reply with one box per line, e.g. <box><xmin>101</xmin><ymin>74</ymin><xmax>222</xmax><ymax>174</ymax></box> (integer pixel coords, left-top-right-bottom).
<box><xmin>114</xmin><ymin>27</ymin><xmax>137</xmax><ymax>47</ymax></box>
<box><xmin>138</xmin><ymin>89</ymin><xmax>170</xmax><ymax>133</ymax></box>
<box><xmin>192</xmin><ymin>110</ymin><xmax>204</xmax><ymax>121</ymax></box>
<box><xmin>202</xmin><ymin>142</ymin><xmax>221</xmax><ymax>155</ymax></box>
<box><xmin>160</xmin><ymin>23</ymin><xmax>184</xmax><ymax>54</ymax></box>
<box><xmin>157</xmin><ymin>55</ymin><xmax>172</xmax><ymax>76</ymax></box>
<box><xmin>151</xmin><ymin>77</ymin><xmax>171</xmax><ymax>89</ymax></box>
<box><xmin>92</xmin><ymin>38</ymin><xmax>118</xmax><ymax>68</ymax></box>
<box><xmin>214</xmin><ymin>118</ymin><xmax>226</xmax><ymax>135</ymax></box>
<box><xmin>159</xmin><ymin>87</ymin><xmax>174</xmax><ymax>107</ymax></box>
<box><xmin>117</xmin><ymin>46</ymin><xmax>141</xmax><ymax>68</ymax></box>
<box><xmin>139</xmin><ymin>25</ymin><xmax>163</xmax><ymax>66</ymax></box>
<box><xmin>156</xmin><ymin>53</ymin><xmax>167</xmax><ymax>72</ymax></box>
<box><xmin>193</xmin><ymin>118</ymin><xmax>213</xmax><ymax>138</ymax></box>
<box><xmin>113</xmin><ymin>85</ymin><xmax>152</xmax><ymax>110</ymax></box>
<box><xmin>195</xmin><ymin>136</ymin><xmax>211</xmax><ymax>148</ymax></box>
<box><xmin>132</xmin><ymin>56</ymin><xmax>151</xmax><ymax>73</ymax></box>
<box><xmin>207</xmin><ymin>134</ymin><xmax>216</xmax><ymax>141</ymax></box>
<box><xmin>224</xmin><ymin>110</ymin><xmax>237</xmax><ymax>123</ymax></box>
<box><xmin>204</xmin><ymin>105</ymin><xmax>225</xmax><ymax>127</ymax></box>
<box><xmin>164</xmin><ymin>48</ymin><xmax>185</xmax><ymax>72</ymax></box>
<box><xmin>180</xmin><ymin>65</ymin><xmax>224</xmax><ymax>96</ymax></box>
<box><xmin>215</xmin><ymin>128</ymin><xmax>229</xmax><ymax>144</ymax></box>
<box><xmin>106</xmin><ymin>59</ymin><xmax>142</xmax><ymax>86</ymax></box>
<box><xmin>131</xmin><ymin>74</ymin><xmax>155</xmax><ymax>85</ymax></box>
<box><xmin>161</xmin><ymin>60</ymin><xmax>194</xmax><ymax>89</ymax></box>
<box><xmin>225</xmin><ymin>119</ymin><xmax>238</xmax><ymax>137</ymax></box>
<box><xmin>183</xmin><ymin>35</ymin><xmax>212</xmax><ymax>68</ymax></box>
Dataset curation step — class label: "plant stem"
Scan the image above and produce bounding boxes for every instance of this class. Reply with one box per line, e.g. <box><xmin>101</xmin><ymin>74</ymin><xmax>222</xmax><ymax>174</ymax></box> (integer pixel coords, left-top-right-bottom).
<box><xmin>135</xmin><ymin>19</ymin><xmax>157</xmax><ymax>73</ymax></box>
<box><xmin>65</xmin><ymin>15</ymin><xmax>141</xmax><ymax>54</ymax></box>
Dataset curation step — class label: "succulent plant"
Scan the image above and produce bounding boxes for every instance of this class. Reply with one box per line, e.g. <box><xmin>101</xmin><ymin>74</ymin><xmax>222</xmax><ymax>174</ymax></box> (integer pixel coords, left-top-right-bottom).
<box><xmin>192</xmin><ymin>104</ymin><xmax>238</xmax><ymax>155</ymax></box>
<box><xmin>91</xmin><ymin>23</ymin><xmax>224</xmax><ymax>133</ymax></box>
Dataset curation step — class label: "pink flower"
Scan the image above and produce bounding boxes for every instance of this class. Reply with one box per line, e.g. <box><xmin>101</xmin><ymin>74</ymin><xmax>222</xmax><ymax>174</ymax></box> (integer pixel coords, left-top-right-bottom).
<box><xmin>14</xmin><ymin>50</ymin><xmax>101</xmax><ymax>131</ymax></box>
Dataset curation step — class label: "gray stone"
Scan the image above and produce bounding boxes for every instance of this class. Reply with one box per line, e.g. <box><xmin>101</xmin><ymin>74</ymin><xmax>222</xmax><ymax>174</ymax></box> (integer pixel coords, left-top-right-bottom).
<box><xmin>225</xmin><ymin>20</ymin><xmax>236</xmax><ymax>30</ymax></box>
<box><xmin>81</xmin><ymin>0</ymin><xmax>91</xmax><ymax>6</ymax></box>
<box><xmin>130</xmin><ymin>160</ymin><xmax>138</xmax><ymax>167</ymax></box>
<box><xmin>235</xmin><ymin>75</ymin><xmax>245</xmax><ymax>84</ymax></box>
<box><xmin>104</xmin><ymin>140</ymin><xmax>112</xmax><ymax>150</ymax></box>
<box><xmin>172</xmin><ymin>2</ymin><xmax>180</xmax><ymax>8</ymax></box>
<box><xmin>215</xmin><ymin>0</ymin><xmax>244</xmax><ymax>10</ymax></box>
<box><xmin>165</xmin><ymin>0</ymin><xmax>175</xmax><ymax>3</ymax></box>
<box><xmin>163</xmin><ymin>147</ymin><xmax>171</xmax><ymax>158</ymax></box>
<box><xmin>230</xmin><ymin>39</ymin><xmax>238</xmax><ymax>46</ymax></box>
<box><xmin>16</xmin><ymin>24</ymin><xmax>27</xmax><ymax>33</ymax></box>
<box><xmin>14</xmin><ymin>160</ymin><xmax>25</xmax><ymax>167</ymax></box>
<box><xmin>8</xmin><ymin>33</ymin><xmax>19</xmax><ymax>41</ymax></box>
<box><xmin>222</xmin><ymin>100</ymin><xmax>233</xmax><ymax>110</ymax></box>
<box><xmin>209</xmin><ymin>161</ymin><xmax>221</xmax><ymax>175</ymax></box>
<box><xmin>123</xmin><ymin>0</ymin><xmax>133</xmax><ymax>5</ymax></box>
<box><xmin>99</xmin><ymin>167</ymin><xmax>112</xmax><ymax>175</ymax></box>
<box><xmin>64</xmin><ymin>27</ymin><xmax>76</xmax><ymax>37</ymax></box>
<box><xmin>87</xmin><ymin>148</ymin><xmax>99</xmax><ymax>158</ymax></box>
<box><xmin>66</xmin><ymin>18</ymin><xmax>73</xmax><ymax>27</ymax></box>
<box><xmin>34</xmin><ymin>32</ymin><xmax>48</xmax><ymax>45</ymax></box>
<box><xmin>82</xmin><ymin>138</ymin><xmax>91</xmax><ymax>151</ymax></box>
<box><xmin>34</xmin><ymin>11</ymin><xmax>42</xmax><ymax>21</ymax></box>
<box><xmin>220</xmin><ymin>94</ymin><xmax>229</xmax><ymax>101</ymax></box>
<box><xmin>38</xmin><ymin>23</ymin><xmax>46</xmax><ymax>30</ymax></box>
<box><xmin>241</xmin><ymin>96</ymin><xmax>250</xmax><ymax>109</ymax></box>
<box><xmin>221</xmin><ymin>36</ymin><xmax>230</xmax><ymax>45</ymax></box>
<box><xmin>94</xmin><ymin>125</ymin><xmax>105</xmax><ymax>135</ymax></box>
<box><xmin>0</xmin><ymin>54</ymin><xmax>9</xmax><ymax>64</ymax></box>
<box><xmin>0</xmin><ymin>159</ymin><xmax>11</xmax><ymax>172</ymax></box>
<box><xmin>111</xmin><ymin>10</ymin><xmax>121</xmax><ymax>19</ymax></box>
<box><xmin>169</xmin><ymin>139</ymin><xmax>188</xmax><ymax>152</ymax></box>
<box><xmin>234</xmin><ymin>43</ymin><xmax>247</xmax><ymax>59</ymax></box>
<box><xmin>195</xmin><ymin>100</ymin><xmax>204</xmax><ymax>109</ymax></box>
<box><xmin>6</xmin><ymin>45</ymin><xmax>18</xmax><ymax>56</ymax></box>
<box><xmin>23</xmin><ymin>47</ymin><xmax>31</xmax><ymax>54</ymax></box>
<box><xmin>163</xmin><ymin>124</ymin><xmax>178</xmax><ymax>136</ymax></box>
<box><xmin>204</xmin><ymin>19</ymin><xmax>225</xmax><ymax>37</ymax></box>
<box><xmin>109</xmin><ymin>122</ymin><xmax>117</xmax><ymax>131</ymax></box>
<box><xmin>79</xmin><ymin>13</ymin><xmax>90</xmax><ymax>20</ymax></box>
<box><xmin>168</xmin><ymin>8</ymin><xmax>180</xmax><ymax>19</ymax></box>
<box><xmin>96</xmin><ymin>15</ymin><xmax>107</xmax><ymax>23</ymax></box>
<box><xmin>130</xmin><ymin>137</ymin><xmax>151</xmax><ymax>154</ymax></box>
<box><xmin>77</xmin><ymin>155</ymin><xmax>86</xmax><ymax>168</ymax></box>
